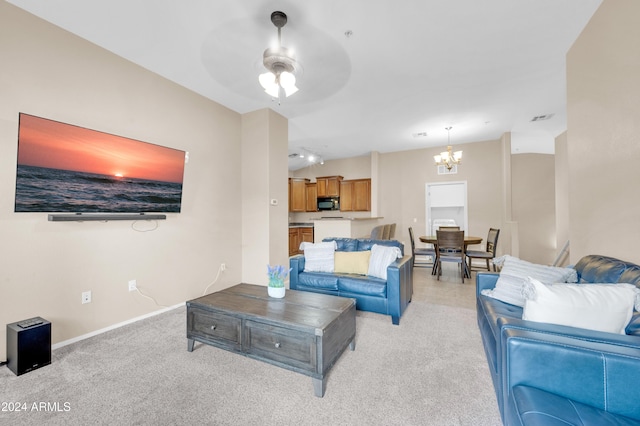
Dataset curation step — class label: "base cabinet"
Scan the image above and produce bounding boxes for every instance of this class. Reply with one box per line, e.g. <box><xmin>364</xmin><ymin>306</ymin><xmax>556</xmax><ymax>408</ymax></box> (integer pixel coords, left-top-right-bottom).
<box><xmin>289</xmin><ymin>227</ymin><xmax>313</xmax><ymax>256</ymax></box>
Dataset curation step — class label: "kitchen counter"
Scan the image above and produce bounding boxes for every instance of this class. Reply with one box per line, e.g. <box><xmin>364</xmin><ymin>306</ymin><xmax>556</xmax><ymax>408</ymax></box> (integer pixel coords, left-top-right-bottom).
<box><xmin>309</xmin><ymin>217</ymin><xmax>384</xmax><ymax>221</ymax></box>
<box><xmin>312</xmin><ymin>218</ymin><xmax>384</xmax><ymax>242</ymax></box>
<box><xmin>289</xmin><ymin>222</ymin><xmax>314</xmax><ymax>228</ymax></box>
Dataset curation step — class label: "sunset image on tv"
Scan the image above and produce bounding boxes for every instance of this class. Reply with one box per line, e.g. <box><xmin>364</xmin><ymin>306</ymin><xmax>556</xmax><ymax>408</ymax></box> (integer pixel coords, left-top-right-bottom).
<box><xmin>14</xmin><ymin>113</ymin><xmax>186</xmax><ymax>213</ymax></box>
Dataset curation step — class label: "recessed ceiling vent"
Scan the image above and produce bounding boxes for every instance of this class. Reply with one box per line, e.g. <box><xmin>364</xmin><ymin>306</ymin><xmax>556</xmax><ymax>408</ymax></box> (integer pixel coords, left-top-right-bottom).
<box><xmin>412</xmin><ymin>132</ymin><xmax>428</xmax><ymax>138</ymax></box>
<box><xmin>530</xmin><ymin>113</ymin><xmax>555</xmax><ymax>122</ymax></box>
<box><xmin>288</xmin><ymin>153</ymin><xmax>299</xmax><ymax>158</ymax></box>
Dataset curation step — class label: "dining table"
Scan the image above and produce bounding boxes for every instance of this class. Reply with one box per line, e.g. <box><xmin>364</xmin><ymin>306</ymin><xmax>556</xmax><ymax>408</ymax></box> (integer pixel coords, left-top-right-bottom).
<box><xmin>419</xmin><ymin>235</ymin><xmax>483</xmax><ymax>278</ymax></box>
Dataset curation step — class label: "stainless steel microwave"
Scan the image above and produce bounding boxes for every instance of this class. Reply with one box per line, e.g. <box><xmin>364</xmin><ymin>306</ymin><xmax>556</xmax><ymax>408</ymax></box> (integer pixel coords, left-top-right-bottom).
<box><xmin>317</xmin><ymin>197</ymin><xmax>340</xmax><ymax>211</ymax></box>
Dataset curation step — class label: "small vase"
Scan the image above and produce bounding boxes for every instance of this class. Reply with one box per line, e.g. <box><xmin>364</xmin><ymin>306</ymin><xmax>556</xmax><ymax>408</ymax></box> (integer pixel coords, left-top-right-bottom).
<box><xmin>268</xmin><ymin>284</ymin><xmax>286</xmax><ymax>298</ymax></box>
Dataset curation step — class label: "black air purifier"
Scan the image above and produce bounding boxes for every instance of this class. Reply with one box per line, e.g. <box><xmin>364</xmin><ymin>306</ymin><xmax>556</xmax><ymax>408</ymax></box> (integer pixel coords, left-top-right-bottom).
<box><xmin>6</xmin><ymin>317</ymin><xmax>51</xmax><ymax>376</ymax></box>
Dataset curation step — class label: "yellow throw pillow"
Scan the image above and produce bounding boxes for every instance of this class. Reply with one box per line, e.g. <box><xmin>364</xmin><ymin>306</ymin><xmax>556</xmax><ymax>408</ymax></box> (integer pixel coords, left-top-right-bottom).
<box><xmin>334</xmin><ymin>251</ymin><xmax>371</xmax><ymax>275</ymax></box>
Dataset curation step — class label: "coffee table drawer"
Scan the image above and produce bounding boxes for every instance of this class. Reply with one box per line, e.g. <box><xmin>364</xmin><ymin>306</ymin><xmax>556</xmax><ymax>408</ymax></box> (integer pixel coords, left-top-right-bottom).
<box><xmin>245</xmin><ymin>320</ymin><xmax>317</xmax><ymax>372</ymax></box>
<box><xmin>188</xmin><ymin>308</ymin><xmax>242</xmax><ymax>350</ymax></box>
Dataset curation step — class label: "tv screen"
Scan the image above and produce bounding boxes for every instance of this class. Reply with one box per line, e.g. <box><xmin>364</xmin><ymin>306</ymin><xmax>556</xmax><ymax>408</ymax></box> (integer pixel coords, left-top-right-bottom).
<box><xmin>14</xmin><ymin>113</ymin><xmax>186</xmax><ymax>213</ymax></box>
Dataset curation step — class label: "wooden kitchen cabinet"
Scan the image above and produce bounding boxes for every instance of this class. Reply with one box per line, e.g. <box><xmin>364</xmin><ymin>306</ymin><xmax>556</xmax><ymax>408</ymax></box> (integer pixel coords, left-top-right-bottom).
<box><xmin>316</xmin><ymin>176</ymin><xmax>343</xmax><ymax>197</ymax></box>
<box><xmin>340</xmin><ymin>179</ymin><xmax>371</xmax><ymax>212</ymax></box>
<box><xmin>305</xmin><ymin>183</ymin><xmax>317</xmax><ymax>212</ymax></box>
<box><xmin>289</xmin><ymin>178</ymin><xmax>310</xmax><ymax>212</ymax></box>
<box><xmin>289</xmin><ymin>228</ymin><xmax>300</xmax><ymax>256</ymax></box>
<box><xmin>289</xmin><ymin>227</ymin><xmax>314</xmax><ymax>256</ymax></box>
<box><xmin>300</xmin><ymin>227</ymin><xmax>314</xmax><ymax>245</ymax></box>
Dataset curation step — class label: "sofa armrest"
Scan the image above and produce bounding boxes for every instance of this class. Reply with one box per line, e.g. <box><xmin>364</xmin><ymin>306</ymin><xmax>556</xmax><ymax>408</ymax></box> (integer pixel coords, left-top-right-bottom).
<box><xmin>289</xmin><ymin>255</ymin><xmax>305</xmax><ymax>290</ymax></box>
<box><xmin>476</xmin><ymin>272</ymin><xmax>499</xmax><ymax>296</ymax></box>
<box><xmin>386</xmin><ymin>255</ymin><xmax>413</xmax><ymax>325</ymax></box>
<box><xmin>501</xmin><ymin>327</ymin><xmax>640</xmax><ymax>421</ymax></box>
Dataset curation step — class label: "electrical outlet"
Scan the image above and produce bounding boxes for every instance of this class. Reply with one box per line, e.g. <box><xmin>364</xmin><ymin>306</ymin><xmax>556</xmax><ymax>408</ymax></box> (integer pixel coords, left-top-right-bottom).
<box><xmin>221</xmin><ymin>263</ymin><xmax>226</xmax><ymax>271</ymax></box>
<box><xmin>128</xmin><ymin>279</ymin><xmax>137</xmax><ymax>292</ymax></box>
<box><xmin>82</xmin><ymin>291</ymin><xmax>92</xmax><ymax>304</ymax></box>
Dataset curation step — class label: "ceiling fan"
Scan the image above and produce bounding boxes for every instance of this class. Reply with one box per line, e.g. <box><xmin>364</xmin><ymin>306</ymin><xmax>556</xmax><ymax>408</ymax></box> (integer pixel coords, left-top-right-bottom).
<box><xmin>258</xmin><ymin>11</ymin><xmax>299</xmax><ymax>99</ymax></box>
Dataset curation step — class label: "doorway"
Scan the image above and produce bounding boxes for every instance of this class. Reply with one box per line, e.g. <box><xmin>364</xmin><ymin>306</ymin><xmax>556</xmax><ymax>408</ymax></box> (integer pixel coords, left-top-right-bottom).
<box><xmin>426</xmin><ymin>181</ymin><xmax>468</xmax><ymax>235</ymax></box>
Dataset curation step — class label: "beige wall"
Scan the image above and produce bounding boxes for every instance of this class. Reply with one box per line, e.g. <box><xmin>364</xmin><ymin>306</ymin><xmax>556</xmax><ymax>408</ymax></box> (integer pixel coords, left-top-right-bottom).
<box><xmin>554</xmin><ymin>132</ymin><xmax>570</xmax><ymax>266</ymax></box>
<box><xmin>0</xmin><ymin>2</ymin><xmax>245</xmax><ymax>359</ymax></box>
<box><xmin>567</xmin><ymin>0</ymin><xmax>640</xmax><ymax>263</ymax></box>
<box><xmin>511</xmin><ymin>154</ymin><xmax>556</xmax><ymax>264</ymax></box>
<box><xmin>241</xmin><ymin>109</ymin><xmax>289</xmax><ymax>284</ymax></box>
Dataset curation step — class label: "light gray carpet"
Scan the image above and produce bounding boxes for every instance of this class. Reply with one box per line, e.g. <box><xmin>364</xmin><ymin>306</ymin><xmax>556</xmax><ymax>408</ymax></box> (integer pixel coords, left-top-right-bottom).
<box><xmin>0</xmin><ymin>301</ymin><xmax>501</xmax><ymax>425</ymax></box>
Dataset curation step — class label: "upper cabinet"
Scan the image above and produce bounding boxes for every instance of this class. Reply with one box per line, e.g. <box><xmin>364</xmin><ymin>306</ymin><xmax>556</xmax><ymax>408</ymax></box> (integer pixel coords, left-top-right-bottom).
<box><xmin>289</xmin><ymin>178</ymin><xmax>309</xmax><ymax>212</ymax></box>
<box><xmin>305</xmin><ymin>182</ymin><xmax>317</xmax><ymax>212</ymax></box>
<box><xmin>316</xmin><ymin>176</ymin><xmax>343</xmax><ymax>197</ymax></box>
<box><xmin>340</xmin><ymin>178</ymin><xmax>371</xmax><ymax>211</ymax></box>
<box><xmin>290</xmin><ymin>175</ymin><xmax>370</xmax><ymax>212</ymax></box>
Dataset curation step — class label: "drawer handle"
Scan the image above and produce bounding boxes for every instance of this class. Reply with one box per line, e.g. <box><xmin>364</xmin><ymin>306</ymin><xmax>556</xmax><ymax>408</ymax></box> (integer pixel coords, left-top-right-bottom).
<box><xmin>210</xmin><ymin>325</ymin><xmax>217</xmax><ymax>330</ymax></box>
<box><xmin>274</xmin><ymin>342</ymin><xmax>281</xmax><ymax>348</ymax></box>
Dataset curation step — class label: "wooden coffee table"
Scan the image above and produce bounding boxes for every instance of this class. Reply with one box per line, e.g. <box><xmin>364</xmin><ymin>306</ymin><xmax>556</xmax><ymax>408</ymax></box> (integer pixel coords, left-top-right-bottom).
<box><xmin>186</xmin><ymin>283</ymin><xmax>356</xmax><ymax>397</ymax></box>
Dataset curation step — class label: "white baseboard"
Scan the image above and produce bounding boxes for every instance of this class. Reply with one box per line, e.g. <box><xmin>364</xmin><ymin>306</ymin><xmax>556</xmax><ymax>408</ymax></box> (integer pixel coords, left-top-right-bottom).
<box><xmin>52</xmin><ymin>302</ymin><xmax>184</xmax><ymax>350</ymax></box>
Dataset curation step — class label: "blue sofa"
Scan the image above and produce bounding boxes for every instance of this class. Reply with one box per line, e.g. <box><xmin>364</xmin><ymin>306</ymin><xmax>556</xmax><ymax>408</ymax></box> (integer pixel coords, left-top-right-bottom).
<box><xmin>477</xmin><ymin>255</ymin><xmax>640</xmax><ymax>425</ymax></box>
<box><xmin>289</xmin><ymin>237</ymin><xmax>413</xmax><ymax>325</ymax></box>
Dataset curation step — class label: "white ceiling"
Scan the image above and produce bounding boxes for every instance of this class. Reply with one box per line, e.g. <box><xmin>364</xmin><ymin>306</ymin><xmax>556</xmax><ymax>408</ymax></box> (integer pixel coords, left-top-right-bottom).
<box><xmin>8</xmin><ymin>0</ymin><xmax>602</xmax><ymax>170</ymax></box>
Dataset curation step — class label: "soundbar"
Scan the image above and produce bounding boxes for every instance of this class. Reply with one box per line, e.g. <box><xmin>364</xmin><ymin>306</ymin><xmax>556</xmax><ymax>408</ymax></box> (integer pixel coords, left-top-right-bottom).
<box><xmin>48</xmin><ymin>213</ymin><xmax>167</xmax><ymax>222</ymax></box>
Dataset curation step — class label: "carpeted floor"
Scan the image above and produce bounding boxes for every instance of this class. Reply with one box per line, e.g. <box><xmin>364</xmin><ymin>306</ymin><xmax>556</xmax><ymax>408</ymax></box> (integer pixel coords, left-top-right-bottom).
<box><xmin>0</xmin><ymin>270</ymin><xmax>501</xmax><ymax>425</ymax></box>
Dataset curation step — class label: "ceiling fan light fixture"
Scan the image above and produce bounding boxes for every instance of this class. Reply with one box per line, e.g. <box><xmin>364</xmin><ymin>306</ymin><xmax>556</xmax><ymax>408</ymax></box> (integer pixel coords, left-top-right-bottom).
<box><xmin>259</xmin><ymin>11</ymin><xmax>299</xmax><ymax>100</ymax></box>
<box><xmin>279</xmin><ymin>71</ymin><xmax>298</xmax><ymax>96</ymax></box>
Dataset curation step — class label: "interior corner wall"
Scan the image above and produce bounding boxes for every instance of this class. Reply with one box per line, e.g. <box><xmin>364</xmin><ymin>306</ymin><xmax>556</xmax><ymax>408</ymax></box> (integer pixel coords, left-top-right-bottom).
<box><xmin>567</xmin><ymin>0</ymin><xmax>640</xmax><ymax>263</ymax></box>
<box><xmin>554</xmin><ymin>132</ymin><xmax>570</xmax><ymax>265</ymax></box>
<box><xmin>241</xmin><ymin>109</ymin><xmax>288</xmax><ymax>285</ymax></box>
<box><xmin>0</xmin><ymin>2</ymin><xmax>243</xmax><ymax>359</ymax></box>
<box><xmin>500</xmin><ymin>133</ymin><xmax>515</xmax><ymax>257</ymax></box>
<box><xmin>511</xmin><ymin>154</ymin><xmax>556</xmax><ymax>264</ymax></box>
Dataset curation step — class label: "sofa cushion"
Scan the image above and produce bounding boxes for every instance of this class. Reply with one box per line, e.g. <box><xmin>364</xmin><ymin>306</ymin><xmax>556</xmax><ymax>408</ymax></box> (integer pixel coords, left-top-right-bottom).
<box><xmin>481</xmin><ymin>255</ymin><xmax>578</xmax><ymax>307</ymax></box>
<box><xmin>356</xmin><ymin>238</ymin><xmax>404</xmax><ymax>255</ymax></box>
<box><xmin>510</xmin><ymin>385</ymin><xmax>640</xmax><ymax>426</ymax></box>
<box><xmin>368</xmin><ymin>244</ymin><xmax>402</xmax><ymax>280</ymax></box>
<box><xmin>297</xmin><ymin>272</ymin><xmax>339</xmax><ymax>291</ymax></box>
<box><xmin>321</xmin><ymin>237</ymin><xmax>358</xmax><ymax>252</ymax></box>
<box><xmin>301</xmin><ymin>241</ymin><xmax>336</xmax><ymax>273</ymax></box>
<box><xmin>522</xmin><ymin>277</ymin><xmax>640</xmax><ymax>335</ymax></box>
<box><xmin>334</xmin><ymin>251</ymin><xmax>371</xmax><ymax>275</ymax></box>
<box><xmin>337</xmin><ymin>275</ymin><xmax>387</xmax><ymax>297</ymax></box>
<box><xmin>627</xmin><ymin>313</ymin><xmax>640</xmax><ymax>336</ymax></box>
<box><xmin>574</xmin><ymin>255</ymin><xmax>629</xmax><ymax>284</ymax></box>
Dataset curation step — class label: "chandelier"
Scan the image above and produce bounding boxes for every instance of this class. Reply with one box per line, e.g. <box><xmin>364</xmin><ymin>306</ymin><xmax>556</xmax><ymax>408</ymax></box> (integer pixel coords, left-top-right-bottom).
<box><xmin>434</xmin><ymin>127</ymin><xmax>462</xmax><ymax>170</ymax></box>
<box><xmin>258</xmin><ymin>11</ymin><xmax>299</xmax><ymax>99</ymax></box>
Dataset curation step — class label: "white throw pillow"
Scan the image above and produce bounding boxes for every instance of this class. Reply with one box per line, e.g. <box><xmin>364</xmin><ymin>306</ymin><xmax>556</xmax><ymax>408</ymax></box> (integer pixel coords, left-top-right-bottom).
<box><xmin>301</xmin><ymin>241</ymin><xmax>337</xmax><ymax>273</ymax></box>
<box><xmin>522</xmin><ymin>277</ymin><xmax>640</xmax><ymax>334</ymax></box>
<box><xmin>368</xmin><ymin>244</ymin><xmax>402</xmax><ymax>280</ymax></box>
<box><xmin>481</xmin><ymin>255</ymin><xmax>578</xmax><ymax>307</ymax></box>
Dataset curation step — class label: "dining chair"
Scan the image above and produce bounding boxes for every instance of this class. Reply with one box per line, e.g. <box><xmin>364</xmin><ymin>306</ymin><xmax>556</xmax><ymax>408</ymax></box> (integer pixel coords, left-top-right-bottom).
<box><xmin>409</xmin><ymin>227</ymin><xmax>435</xmax><ymax>268</ymax></box>
<box><xmin>388</xmin><ymin>223</ymin><xmax>396</xmax><ymax>239</ymax></box>
<box><xmin>435</xmin><ymin>229</ymin><xmax>465</xmax><ymax>282</ymax></box>
<box><xmin>439</xmin><ymin>226</ymin><xmax>460</xmax><ymax>231</ymax></box>
<box><xmin>466</xmin><ymin>228</ymin><xmax>500</xmax><ymax>272</ymax></box>
<box><xmin>370</xmin><ymin>225</ymin><xmax>385</xmax><ymax>240</ymax></box>
<box><xmin>382</xmin><ymin>224</ymin><xmax>392</xmax><ymax>240</ymax></box>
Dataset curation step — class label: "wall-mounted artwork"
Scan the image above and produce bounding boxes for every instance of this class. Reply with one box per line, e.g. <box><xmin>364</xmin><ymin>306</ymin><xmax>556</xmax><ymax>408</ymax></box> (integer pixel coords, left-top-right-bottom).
<box><xmin>14</xmin><ymin>113</ymin><xmax>186</xmax><ymax>213</ymax></box>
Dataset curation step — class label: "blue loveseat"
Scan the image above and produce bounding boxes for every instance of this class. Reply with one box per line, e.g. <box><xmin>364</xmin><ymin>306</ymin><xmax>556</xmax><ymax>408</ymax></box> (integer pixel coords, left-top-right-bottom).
<box><xmin>477</xmin><ymin>255</ymin><xmax>640</xmax><ymax>425</ymax></box>
<box><xmin>289</xmin><ymin>237</ymin><xmax>413</xmax><ymax>325</ymax></box>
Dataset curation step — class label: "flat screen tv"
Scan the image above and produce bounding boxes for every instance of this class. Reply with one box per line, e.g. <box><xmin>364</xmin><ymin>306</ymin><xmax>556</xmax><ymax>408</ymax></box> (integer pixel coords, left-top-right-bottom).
<box><xmin>14</xmin><ymin>113</ymin><xmax>186</xmax><ymax>214</ymax></box>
